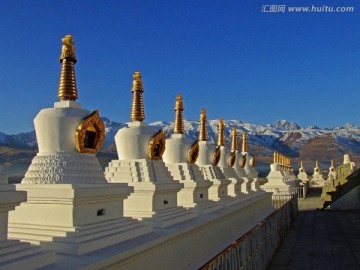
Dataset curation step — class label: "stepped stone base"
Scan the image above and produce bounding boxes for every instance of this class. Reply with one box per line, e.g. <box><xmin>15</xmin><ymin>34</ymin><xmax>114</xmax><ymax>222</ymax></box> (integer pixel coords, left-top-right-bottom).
<box><xmin>166</xmin><ymin>163</ymin><xmax>222</xmax><ymax>214</ymax></box>
<box><xmin>8</xmin><ymin>184</ymin><xmax>152</xmax><ymax>255</ymax></box>
<box><xmin>298</xmin><ymin>172</ymin><xmax>309</xmax><ymax>181</ymax></box>
<box><xmin>310</xmin><ymin>173</ymin><xmax>326</xmax><ymax>187</ymax></box>
<box><xmin>199</xmin><ymin>165</ymin><xmax>236</xmax><ymax>205</ymax></box>
<box><xmin>263</xmin><ymin>170</ymin><xmax>300</xmax><ymax>194</ymax></box>
<box><xmin>0</xmin><ymin>240</ymin><xmax>55</xmax><ymax>270</ymax></box>
<box><xmin>0</xmin><ymin>185</ymin><xmax>56</xmax><ymax>269</ymax></box>
<box><xmin>106</xmin><ymin>159</ymin><xmax>197</xmax><ymax>228</ymax></box>
<box><xmin>219</xmin><ymin>167</ymin><xmax>245</xmax><ymax>198</ymax></box>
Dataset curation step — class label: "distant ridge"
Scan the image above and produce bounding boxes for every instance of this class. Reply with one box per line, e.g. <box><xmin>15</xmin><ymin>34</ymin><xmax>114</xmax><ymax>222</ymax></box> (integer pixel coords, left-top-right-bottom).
<box><xmin>1</xmin><ymin>118</ymin><xmax>360</xmax><ymax>179</ymax></box>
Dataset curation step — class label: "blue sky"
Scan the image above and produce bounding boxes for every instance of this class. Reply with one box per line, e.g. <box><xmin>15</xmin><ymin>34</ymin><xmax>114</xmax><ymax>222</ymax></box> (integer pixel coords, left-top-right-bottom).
<box><xmin>1</xmin><ymin>0</ymin><xmax>359</xmax><ymax>134</ymax></box>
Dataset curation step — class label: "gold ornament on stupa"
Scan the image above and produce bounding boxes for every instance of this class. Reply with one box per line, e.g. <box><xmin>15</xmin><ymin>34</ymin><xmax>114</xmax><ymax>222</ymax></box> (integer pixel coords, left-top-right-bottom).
<box><xmin>130</xmin><ymin>71</ymin><xmax>145</xmax><ymax>122</ymax></box>
<box><xmin>174</xmin><ymin>94</ymin><xmax>184</xmax><ymax>134</ymax></box>
<box><xmin>242</xmin><ymin>131</ymin><xmax>248</xmax><ymax>153</ymax></box>
<box><xmin>331</xmin><ymin>159</ymin><xmax>334</xmax><ymax>167</ymax></box>
<box><xmin>217</xmin><ymin>119</ymin><xmax>225</xmax><ymax>146</ymax></box>
<box><xmin>57</xmin><ymin>34</ymin><xmax>78</xmax><ymax>101</ymax></box>
<box><xmin>198</xmin><ymin>108</ymin><xmax>208</xmax><ymax>141</ymax></box>
<box><xmin>231</xmin><ymin>128</ymin><xmax>238</xmax><ymax>151</ymax></box>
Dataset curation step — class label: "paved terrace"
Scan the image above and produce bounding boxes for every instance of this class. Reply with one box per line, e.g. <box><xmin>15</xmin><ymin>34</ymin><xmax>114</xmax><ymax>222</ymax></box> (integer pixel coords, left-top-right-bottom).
<box><xmin>268</xmin><ymin>188</ymin><xmax>360</xmax><ymax>270</ymax></box>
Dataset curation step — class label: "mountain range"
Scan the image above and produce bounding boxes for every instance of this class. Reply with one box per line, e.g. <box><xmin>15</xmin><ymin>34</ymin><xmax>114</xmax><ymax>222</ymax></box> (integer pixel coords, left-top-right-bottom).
<box><xmin>1</xmin><ymin>118</ymin><xmax>360</xmax><ymax>181</ymax></box>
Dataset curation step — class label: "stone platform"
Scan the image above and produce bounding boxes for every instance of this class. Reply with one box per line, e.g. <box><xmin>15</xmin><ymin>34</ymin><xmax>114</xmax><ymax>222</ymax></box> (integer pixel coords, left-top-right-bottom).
<box><xmin>268</xmin><ymin>189</ymin><xmax>360</xmax><ymax>269</ymax></box>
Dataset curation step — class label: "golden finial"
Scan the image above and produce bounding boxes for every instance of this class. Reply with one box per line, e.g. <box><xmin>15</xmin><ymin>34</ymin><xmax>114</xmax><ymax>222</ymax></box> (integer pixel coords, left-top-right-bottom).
<box><xmin>242</xmin><ymin>131</ymin><xmax>248</xmax><ymax>152</ymax></box>
<box><xmin>57</xmin><ymin>34</ymin><xmax>78</xmax><ymax>101</ymax></box>
<box><xmin>130</xmin><ymin>71</ymin><xmax>145</xmax><ymax>122</ymax></box>
<box><xmin>315</xmin><ymin>160</ymin><xmax>318</xmax><ymax>167</ymax></box>
<box><xmin>231</xmin><ymin>128</ymin><xmax>238</xmax><ymax>151</ymax></box>
<box><xmin>173</xmin><ymin>94</ymin><xmax>184</xmax><ymax>134</ymax></box>
<box><xmin>217</xmin><ymin>119</ymin><xmax>225</xmax><ymax>146</ymax></box>
<box><xmin>331</xmin><ymin>159</ymin><xmax>334</xmax><ymax>167</ymax></box>
<box><xmin>199</xmin><ymin>108</ymin><xmax>208</xmax><ymax>141</ymax></box>
<box><xmin>300</xmin><ymin>160</ymin><xmax>303</xmax><ymax>167</ymax></box>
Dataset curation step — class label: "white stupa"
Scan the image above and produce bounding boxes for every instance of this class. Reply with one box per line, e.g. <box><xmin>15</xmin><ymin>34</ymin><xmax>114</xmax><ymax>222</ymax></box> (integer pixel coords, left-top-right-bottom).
<box><xmin>309</xmin><ymin>160</ymin><xmax>325</xmax><ymax>188</ymax></box>
<box><xmin>297</xmin><ymin>160</ymin><xmax>309</xmax><ymax>181</ymax></box>
<box><xmin>328</xmin><ymin>159</ymin><xmax>337</xmax><ymax>180</ymax></box>
<box><xmin>8</xmin><ymin>35</ymin><xmax>152</xmax><ymax>255</ymax></box>
<box><xmin>216</xmin><ymin>121</ymin><xmax>245</xmax><ymax>200</ymax></box>
<box><xmin>262</xmin><ymin>151</ymin><xmax>299</xmax><ymax>194</ymax></box>
<box><xmin>195</xmin><ymin>109</ymin><xmax>232</xmax><ymax>204</ymax></box>
<box><xmin>162</xmin><ymin>94</ymin><xmax>221</xmax><ymax>214</ymax></box>
<box><xmin>233</xmin><ymin>136</ymin><xmax>250</xmax><ymax>195</ymax></box>
<box><xmin>105</xmin><ymin>73</ymin><xmax>196</xmax><ymax>228</ymax></box>
<box><xmin>241</xmin><ymin>132</ymin><xmax>261</xmax><ymax>192</ymax></box>
<box><xmin>343</xmin><ymin>154</ymin><xmax>356</xmax><ymax>172</ymax></box>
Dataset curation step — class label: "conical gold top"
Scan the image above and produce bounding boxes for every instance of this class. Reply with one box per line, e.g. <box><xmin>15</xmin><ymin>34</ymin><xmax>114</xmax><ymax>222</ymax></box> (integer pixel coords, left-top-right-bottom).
<box><xmin>231</xmin><ymin>128</ymin><xmax>238</xmax><ymax>151</ymax></box>
<box><xmin>315</xmin><ymin>160</ymin><xmax>319</xmax><ymax>167</ymax></box>
<box><xmin>199</xmin><ymin>108</ymin><xmax>208</xmax><ymax>141</ymax></box>
<box><xmin>331</xmin><ymin>159</ymin><xmax>334</xmax><ymax>167</ymax></box>
<box><xmin>300</xmin><ymin>160</ymin><xmax>303</xmax><ymax>167</ymax></box>
<box><xmin>173</xmin><ymin>94</ymin><xmax>184</xmax><ymax>134</ymax></box>
<box><xmin>130</xmin><ymin>71</ymin><xmax>145</xmax><ymax>122</ymax></box>
<box><xmin>57</xmin><ymin>34</ymin><xmax>78</xmax><ymax>101</ymax></box>
<box><xmin>242</xmin><ymin>131</ymin><xmax>248</xmax><ymax>152</ymax></box>
<box><xmin>217</xmin><ymin>119</ymin><xmax>225</xmax><ymax>146</ymax></box>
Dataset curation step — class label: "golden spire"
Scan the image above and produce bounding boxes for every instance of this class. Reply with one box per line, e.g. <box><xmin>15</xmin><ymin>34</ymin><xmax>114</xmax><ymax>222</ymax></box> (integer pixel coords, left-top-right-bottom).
<box><xmin>173</xmin><ymin>94</ymin><xmax>184</xmax><ymax>134</ymax></box>
<box><xmin>217</xmin><ymin>119</ymin><xmax>225</xmax><ymax>146</ymax></box>
<box><xmin>315</xmin><ymin>160</ymin><xmax>318</xmax><ymax>167</ymax></box>
<box><xmin>242</xmin><ymin>131</ymin><xmax>248</xmax><ymax>152</ymax></box>
<box><xmin>331</xmin><ymin>159</ymin><xmax>334</xmax><ymax>167</ymax></box>
<box><xmin>130</xmin><ymin>71</ymin><xmax>145</xmax><ymax>122</ymax></box>
<box><xmin>231</xmin><ymin>128</ymin><xmax>238</xmax><ymax>151</ymax></box>
<box><xmin>57</xmin><ymin>34</ymin><xmax>78</xmax><ymax>101</ymax></box>
<box><xmin>300</xmin><ymin>160</ymin><xmax>303</xmax><ymax>167</ymax></box>
<box><xmin>198</xmin><ymin>108</ymin><xmax>208</xmax><ymax>141</ymax></box>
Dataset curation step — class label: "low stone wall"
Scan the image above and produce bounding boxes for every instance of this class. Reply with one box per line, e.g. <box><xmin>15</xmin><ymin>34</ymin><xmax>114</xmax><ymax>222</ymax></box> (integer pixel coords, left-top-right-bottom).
<box><xmin>199</xmin><ymin>195</ymin><xmax>298</xmax><ymax>270</ymax></box>
<box><xmin>47</xmin><ymin>192</ymin><xmax>274</xmax><ymax>270</ymax></box>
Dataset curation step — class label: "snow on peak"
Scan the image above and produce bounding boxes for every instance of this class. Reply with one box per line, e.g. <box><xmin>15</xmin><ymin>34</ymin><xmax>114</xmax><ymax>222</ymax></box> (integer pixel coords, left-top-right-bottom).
<box><xmin>270</xmin><ymin>120</ymin><xmax>300</xmax><ymax>131</ymax></box>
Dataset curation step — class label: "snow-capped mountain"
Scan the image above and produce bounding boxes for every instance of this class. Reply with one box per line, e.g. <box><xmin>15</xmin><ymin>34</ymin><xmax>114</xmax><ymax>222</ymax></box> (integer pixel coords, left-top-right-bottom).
<box><xmin>2</xmin><ymin>118</ymin><xmax>360</xmax><ymax>156</ymax></box>
<box><xmin>1</xmin><ymin>118</ymin><xmax>360</xmax><ymax>180</ymax></box>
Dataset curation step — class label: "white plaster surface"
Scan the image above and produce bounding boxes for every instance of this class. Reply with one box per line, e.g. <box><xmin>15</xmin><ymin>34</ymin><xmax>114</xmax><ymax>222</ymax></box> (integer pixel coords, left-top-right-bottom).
<box><xmin>22</xmin><ymin>153</ymin><xmax>107</xmax><ymax>184</ymax></box>
<box><xmin>49</xmin><ymin>192</ymin><xmax>274</xmax><ymax>270</ymax></box>
<box><xmin>115</xmin><ymin>122</ymin><xmax>159</xmax><ymax>160</ymax></box>
<box><xmin>106</xmin><ymin>159</ymin><xmax>197</xmax><ymax>228</ymax></box>
<box><xmin>8</xmin><ymin>184</ymin><xmax>152</xmax><ymax>255</ymax></box>
<box><xmin>35</xmin><ymin>101</ymin><xmax>90</xmax><ymax>153</ymax></box>
<box><xmin>263</xmin><ymin>163</ymin><xmax>300</xmax><ymax>194</ymax></box>
<box><xmin>297</xmin><ymin>167</ymin><xmax>309</xmax><ymax>181</ymax></box>
<box><xmin>163</xmin><ymin>136</ymin><xmax>221</xmax><ymax>214</ymax></box>
<box><xmin>162</xmin><ymin>134</ymin><xmax>194</xmax><ymax>164</ymax></box>
<box><xmin>0</xmin><ymin>185</ymin><xmax>55</xmax><ymax>269</ymax></box>
<box><xmin>218</xmin><ymin>147</ymin><xmax>244</xmax><ymax>198</ymax></box>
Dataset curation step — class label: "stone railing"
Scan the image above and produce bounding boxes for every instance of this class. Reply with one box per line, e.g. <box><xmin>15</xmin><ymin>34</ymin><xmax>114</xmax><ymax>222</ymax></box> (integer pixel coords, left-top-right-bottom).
<box><xmin>200</xmin><ymin>195</ymin><xmax>298</xmax><ymax>270</ymax></box>
<box><xmin>262</xmin><ymin>182</ymin><xmax>309</xmax><ymax>202</ymax></box>
<box><xmin>321</xmin><ymin>163</ymin><xmax>359</xmax><ymax>208</ymax></box>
